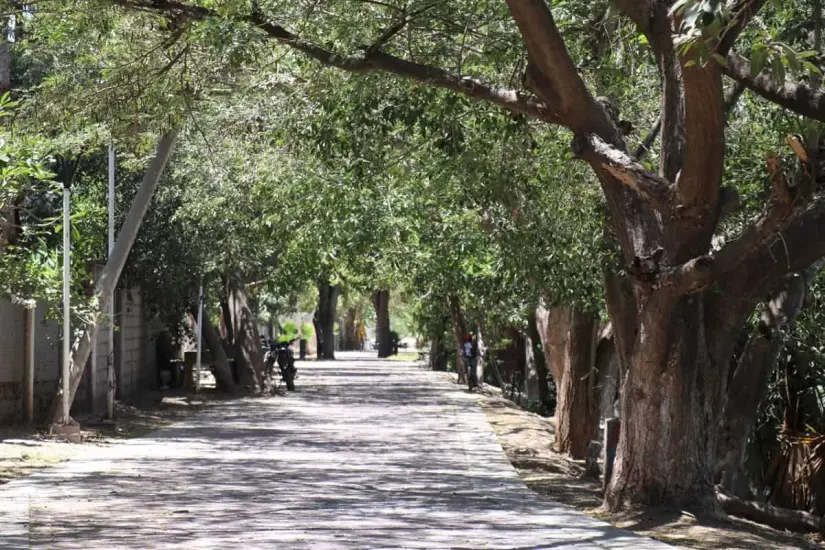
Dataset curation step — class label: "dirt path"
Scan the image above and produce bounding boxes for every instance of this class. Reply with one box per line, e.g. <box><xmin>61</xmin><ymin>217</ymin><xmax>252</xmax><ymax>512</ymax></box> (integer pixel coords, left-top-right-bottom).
<box><xmin>0</xmin><ymin>354</ymin><xmax>670</xmax><ymax>549</ymax></box>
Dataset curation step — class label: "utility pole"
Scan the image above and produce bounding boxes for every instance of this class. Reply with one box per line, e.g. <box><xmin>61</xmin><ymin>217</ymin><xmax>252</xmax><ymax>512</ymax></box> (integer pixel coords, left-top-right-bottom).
<box><xmin>61</xmin><ymin>178</ymin><xmax>71</xmax><ymax>424</ymax></box>
<box><xmin>195</xmin><ymin>281</ymin><xmax>204</xmax><ymax>392</ymax></box>
<box><xmin>106</xmin><ymin>143</ymin><xmax>116</xmax><ymax>419</ymax></box>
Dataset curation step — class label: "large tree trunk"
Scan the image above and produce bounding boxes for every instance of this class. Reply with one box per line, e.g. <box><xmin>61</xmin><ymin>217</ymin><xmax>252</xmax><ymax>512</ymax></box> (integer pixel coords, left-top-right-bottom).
<box><xmin>0</xmin><ymin>25</ymin><xmax>9</xmax><ymax>95</ymax></box>
<box><xmin>605</xmin><ymin>286</ymin><xmax>743</xmax><ymax>511</ymax></box>
<box><xmin>429</xmin><ymin>332</ymin><xmax>446</xmax><ymax>371</ymax></box>
<box><xmin>195</xmin><ymin>307</ymin><xmax>238</xmax><ymax>393</ymax></box>
<box><xmin>219</xmin><ymin>277</ymin><xmax>234</xmax><ymax>347</ymax></box>
<box><xmin>524</xmin><ymin>330</ymin><xmax>540</xmax><ymax>402</ymax></box>
<box><xmin>718</xmin><ymin>270</ymin><xmax>812</xmax><ymax>497</ymax></box>
<box><xmin>447</xmin><ymin>294</ymin><xmax>467</xmax><ymax>383</ymax></box>
<box><xmin>373</xmin><ymin>289</ymin><xmax>392</xmax><ymax>358</ymax></box>
<box><xmin>49</xmin><ymin>132</ymin><xmax>178</xmax><ymax>424</ymax></box>
<box><xmin>229</xmin><ymin>280</ymin><xmax>265</xmax><ymax>390</ymax></box>
<box><xmin>535</xmin><ymin>303</ymin><xmax>602</xmax><ymax>459</ymax></box>
<box><xmin>556</xmin><ymin>309</ymin><xmax>600</xmax><ymax>459</ymax></box>
<box><xmin>535</xmin><ymin>303</ymin><xmax>569</xmax><ymax>384</ymax></box>
<box><xmin>340</xmin><ymin>307</ymin><xmax>359</xmax><ymax>351</ymax></box>
<box><xmin>316</xmin><ymin>282</ymin><xmax>339</xmax><ymax>360</ymax></box>
<box><xmin>0</xmin><ymin>33</ymin><xmax>20</xmax><ymax>252</ymax></box>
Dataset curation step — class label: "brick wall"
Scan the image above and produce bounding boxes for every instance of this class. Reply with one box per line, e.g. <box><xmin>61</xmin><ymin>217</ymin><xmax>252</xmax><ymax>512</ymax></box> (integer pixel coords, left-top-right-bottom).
<box><xmin>0</xmin><ymin>288</ymin><xmax>158</xmax><ymax>425</ymax></box>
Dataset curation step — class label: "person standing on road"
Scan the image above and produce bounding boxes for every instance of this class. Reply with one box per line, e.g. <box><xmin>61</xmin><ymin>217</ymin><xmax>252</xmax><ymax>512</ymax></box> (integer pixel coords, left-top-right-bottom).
<box><xmin>462</xmin><ymin>333</ymin><xmax>478</xmax><ymax>391</ymax></box>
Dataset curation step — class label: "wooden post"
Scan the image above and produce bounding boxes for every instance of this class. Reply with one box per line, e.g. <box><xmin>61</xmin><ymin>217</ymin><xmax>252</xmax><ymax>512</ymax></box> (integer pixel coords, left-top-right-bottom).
<box><xmin>24</xmin><ymin>307</ymin><xmax>35</xmax><ymax>424</ymax></box>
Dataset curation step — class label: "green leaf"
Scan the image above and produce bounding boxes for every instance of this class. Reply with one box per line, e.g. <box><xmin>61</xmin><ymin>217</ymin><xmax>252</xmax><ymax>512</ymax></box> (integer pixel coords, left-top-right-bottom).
<box><xmin>752</xmin><ymin>44</ymin><xmax>769</xmax><ymax>75</ymax></box>
<box><xmin>771</xmin><ymin>52</ymin><xmax>786</xmax><ymax>84</ymax></box>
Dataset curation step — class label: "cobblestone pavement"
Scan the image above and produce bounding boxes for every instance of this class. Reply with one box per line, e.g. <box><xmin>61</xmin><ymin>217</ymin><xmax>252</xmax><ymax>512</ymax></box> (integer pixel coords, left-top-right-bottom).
<box><xmin>0</xmin><ymin>353</ymin><xmax>672</xmax><ymax>549</ymax></box>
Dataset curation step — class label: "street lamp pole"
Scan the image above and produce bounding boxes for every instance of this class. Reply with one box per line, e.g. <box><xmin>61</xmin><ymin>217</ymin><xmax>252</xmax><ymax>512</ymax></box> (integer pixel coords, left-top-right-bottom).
<box><xmin>61</xmin><ymin>179</ymin><xmax>71</xmax><ymax>423</ymax></box>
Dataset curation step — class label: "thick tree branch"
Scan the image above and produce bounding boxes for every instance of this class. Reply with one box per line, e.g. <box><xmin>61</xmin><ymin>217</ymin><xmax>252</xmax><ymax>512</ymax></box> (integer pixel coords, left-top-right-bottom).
<box><xmin>505</xmin><ymin>0</ymin><xmax>623</xmax><ymax>144</ymax></box>
<box><xmin>635</xmin><ymin>83</ymin><xmax>744</xmax><ymax>162</ymax></box>
<box><xmin>612</xmin><ymin>0</ymin><xmax>653</xmax><ymax>36</ymax></box>
<box><xmin>653</xmin><ymin>255</ymin><xmax>716</xmax><ymax>294</ymax></box>
<box><xmin>111</xmin><ymin>0</ymin><xmax>561</xmax><ymax>124</ymax></box>
<box><xmin>723</xmin><ymin>53</ymin><xmax>825</xmax><ymax>122</ymax></box>
<box><xmin>634</xmin><ymin>114</ymin><xmax>661</xmax><ymax>161</ymax></box>
<box><xmin>572</xmin><ymin>133</ymin><xmax>673</xmax><ymax>211</ymax></box>
<box><xmin>715</xmin><ymin>154</ymin><xmax>796</xmax><ymax>280</ymax></box>
<box><xmin>717</xmin><ymin>0</ymin><xmax>769</xmax><ymax>56</ymax></box>
<box><xmin>716</xmin><ymin>199</ymin><xmax>825</xmax><ymax>299</ymax></box>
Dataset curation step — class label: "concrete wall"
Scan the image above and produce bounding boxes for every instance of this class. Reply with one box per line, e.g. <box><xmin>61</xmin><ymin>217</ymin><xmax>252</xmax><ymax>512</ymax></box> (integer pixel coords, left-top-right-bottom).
<box><xmin>0</xmin><ymin>288</ymin><xmax>157</xmax><ymax>425</ymax></box>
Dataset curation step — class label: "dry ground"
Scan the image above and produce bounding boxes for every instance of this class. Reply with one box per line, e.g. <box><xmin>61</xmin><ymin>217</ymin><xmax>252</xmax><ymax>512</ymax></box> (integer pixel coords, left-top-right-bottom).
<box><xmin>471</xmin><ymin>381</ymin><xmax>824</xmax><ymax>550</ymax></box>
<box><xmin>0</xmin><ymin>386</ymin><xmax>215</xmax><ymax>486</ymax></box>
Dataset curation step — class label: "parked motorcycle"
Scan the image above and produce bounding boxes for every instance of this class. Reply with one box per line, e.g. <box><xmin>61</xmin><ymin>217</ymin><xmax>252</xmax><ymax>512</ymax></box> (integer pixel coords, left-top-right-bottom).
<box><xmin>265</xmin><ymin>337</ymin><xmax>298</xmax><ymax>391</ymax></box>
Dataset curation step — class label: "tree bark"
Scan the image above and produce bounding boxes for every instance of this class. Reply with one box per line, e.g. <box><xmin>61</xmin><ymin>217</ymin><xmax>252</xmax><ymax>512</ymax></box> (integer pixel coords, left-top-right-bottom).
<box><xmin>429</xmin><ymin>333</ymin><xmax>446</xmax><ymax>371</ymax></box>
<box><xmin>228</xmin><ymin>280</ymin><xmax>265</xmax><ymax>390</ymax></box>
<box><xmin>535</xmin><ymin>303</ymin><xmax>602</xmax><ymax>458</ymax></box>
<box><xmin>0</xmin><ymin>33</ymin><xmax>19</xmax><ymax>252</ymax></box>
<box><xmin>316</xmin><ymin>282</ymin><xmax>339</xmax><ymax>360</ymax></box>
<box><xmin>524</xmin><ymin>330</ymin><xmax>540</xmax><ymax>402</ymax></box>
<box><xmin>341</xmin><ymin>307</ymin><xmax>359</xmax><ymax>351</ymax></box>
<box><xmin>595</xmin><ymin>324</ymin><xmax>620</xmax><ymax>419</ymax></box>
<box><xmin>556</xmin><ymin>309</ymin><xmax>600</xmax><ymax>459</ymax></box>
<box><xmin>447</xmin><ymin>294</ymin><xmax>467</xmax><ymax>383</ymax></box>
<box><xmin>373</xmin><ymin>289</ymin><xmax>392</xmax><ymax>358</ymax></box>
<box><xmin>195</xmin><ymin>307</ymin><xmax>238</xmax><ymax>393</ymax></box>
<box><xmin>475</xmin><ymin>317</ymin><xmax>487</xmax><ymax>387</ymax></box>
<box><xmin>0</xmin><ymin>26</ymin><xmax>9</xmax><ymax>95</ymax></box>
<box><xmin>717</xmin><ymin>489</ymin><xmax>825</xmax><ymax>534</ymax></box>
<box><xmin>535</xmin><ymin>303</ymin><xmax>570</xmax><ymax>384</ymax></box>
<box><xmin>719</xmin><ymin>271</ymin><xmax>811</xmax><ymax>496</ymax></box>
<box><xmin>219</xmin><ymin>276</ymin><xmax>234</xmax><ymax>347</ymax></box>
<box><xmin>527</xmin><ymin>309</ymin><xmax>553</xmax><ymax>410</ymax></box>
<box><xmin>49</xmin><ymin>132</ymin><xmax>178</xmax><ymax>424</ymax></box>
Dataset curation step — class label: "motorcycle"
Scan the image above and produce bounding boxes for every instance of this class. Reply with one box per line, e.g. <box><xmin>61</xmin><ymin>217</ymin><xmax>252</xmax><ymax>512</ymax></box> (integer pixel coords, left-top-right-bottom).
<box><xmin>265</xmin><ymin>337</ymin><xmax>298</xmax><ymax>391</ymax></box>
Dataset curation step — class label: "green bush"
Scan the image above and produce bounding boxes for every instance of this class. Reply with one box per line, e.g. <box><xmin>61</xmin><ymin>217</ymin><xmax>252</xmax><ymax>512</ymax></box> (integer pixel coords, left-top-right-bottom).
<box><xmin>278</xmin><ymin>321</ymin><xmax>300</xmax><ymax>343</ymax></box>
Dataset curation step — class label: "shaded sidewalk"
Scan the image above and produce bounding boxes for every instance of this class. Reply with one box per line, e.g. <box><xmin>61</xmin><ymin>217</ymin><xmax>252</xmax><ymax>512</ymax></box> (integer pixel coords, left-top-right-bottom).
<box><xmin>0</xmin><ymin>353</ymin><xmax>671</xmax><ymax>549</ymax></box>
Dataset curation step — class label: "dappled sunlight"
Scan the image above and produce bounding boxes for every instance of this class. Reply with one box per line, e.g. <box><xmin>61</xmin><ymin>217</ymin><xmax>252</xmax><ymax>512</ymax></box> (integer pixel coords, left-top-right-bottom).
<box><xmin>0</xmin><ymin>353</ymin><xmax>668</xmax><ymax>549</ymax></box>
